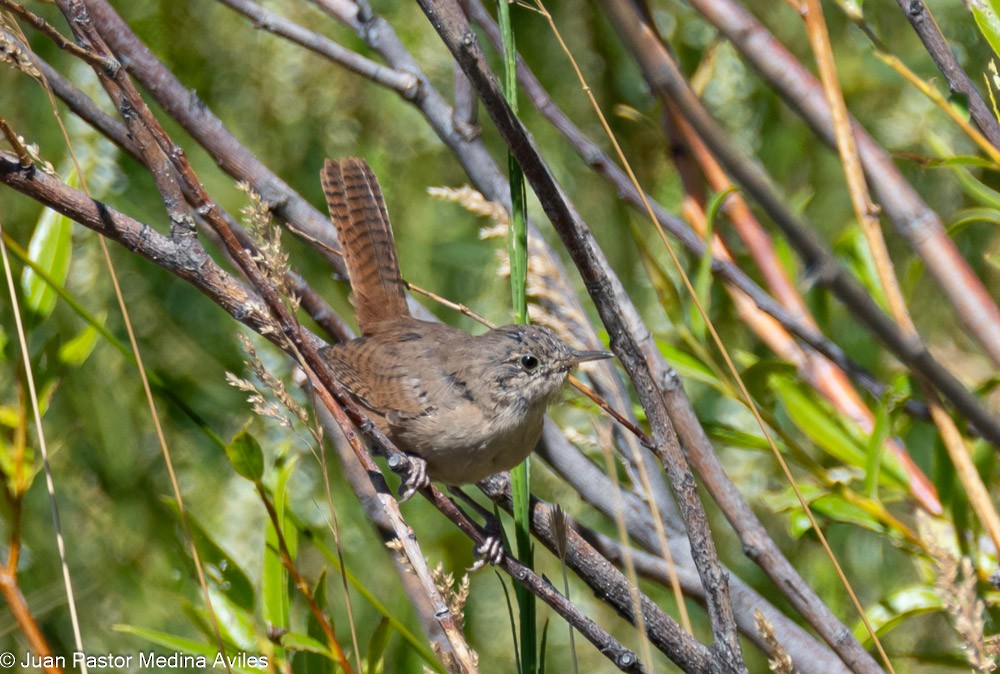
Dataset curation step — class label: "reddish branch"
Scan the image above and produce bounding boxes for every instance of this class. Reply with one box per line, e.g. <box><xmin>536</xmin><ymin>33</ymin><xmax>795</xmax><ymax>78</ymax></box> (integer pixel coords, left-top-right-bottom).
<box><xmin>597</xmin><ymin>0</ymin><xmax>1000</xmax><ymax>450</ymax></box>
<box><xmin>688</xmin><ymin>0</ymin><xmax>1000</xmax><ymax>367</ymax></box>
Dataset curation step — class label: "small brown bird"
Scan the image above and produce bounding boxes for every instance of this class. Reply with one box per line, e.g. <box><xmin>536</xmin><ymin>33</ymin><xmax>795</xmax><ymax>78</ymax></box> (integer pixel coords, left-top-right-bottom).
<box><xmin>319</xmin><ymin>158</ymin><xmax>610</xmax><ymax>490</ymax></box>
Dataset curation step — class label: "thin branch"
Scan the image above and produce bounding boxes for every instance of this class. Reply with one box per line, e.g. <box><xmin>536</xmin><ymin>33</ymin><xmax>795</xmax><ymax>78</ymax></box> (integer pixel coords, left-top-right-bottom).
<box><xmin>0</xmin><ymin>0</ymin><xmax>109</xmax><ymax>68</ymax></box>
<box><xmin>215</xmin><ymin>0</ymin><xmax>420</xmax><ymax>97</ymax></box>
<box><xmin>894</xmin><ymin>0</ymin><xmax>1000</xmax><ymax>150</ymax></box>
<box><xmin>0</xmin><ymin>116</ymin><xmax>32</xmax><ymax>168</ymax></box>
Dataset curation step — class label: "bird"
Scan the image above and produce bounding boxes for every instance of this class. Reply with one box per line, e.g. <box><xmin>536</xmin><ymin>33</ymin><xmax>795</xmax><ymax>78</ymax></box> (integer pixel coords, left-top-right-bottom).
<box><xmin>319</xmin><ymin>157</ymin><xmax>611</xmax><ymax>493</ymax></box>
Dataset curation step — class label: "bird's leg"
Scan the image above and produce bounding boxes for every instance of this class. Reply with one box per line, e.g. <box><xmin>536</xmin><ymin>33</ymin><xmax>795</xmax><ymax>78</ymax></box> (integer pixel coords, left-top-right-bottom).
<box><xmin>447</xmin><ymin>486</ymin><xmax>506</xmax><ymax>571</ymax></box>
<box><xmin>387</xmin><ymin>452</ymin><xmax>430</xmax><ymax>502</ymax></box>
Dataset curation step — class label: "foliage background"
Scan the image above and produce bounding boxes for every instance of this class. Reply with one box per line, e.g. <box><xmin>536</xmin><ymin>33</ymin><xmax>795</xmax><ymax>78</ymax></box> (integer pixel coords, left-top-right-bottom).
<box><xmin>1</xmin><ymin>0</ymin><xmax>999</xmax><ymax>671</ymax></box>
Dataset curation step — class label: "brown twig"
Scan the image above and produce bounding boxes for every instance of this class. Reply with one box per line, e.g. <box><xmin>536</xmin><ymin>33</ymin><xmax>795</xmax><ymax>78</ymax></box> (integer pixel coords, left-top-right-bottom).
<box><xmin>0</xmin><ymin>116</ymin><xmax>31</xmax><ymax>169</ymax></box>
<box><xmin>0</xmin><ymin>0</ymin><xmax>109</xmax><ymax>68</ymax></box>
<box><xmin>255</xmin><ymin>481</ymin><xmax>356</xmax><ymax>674</ymax></box>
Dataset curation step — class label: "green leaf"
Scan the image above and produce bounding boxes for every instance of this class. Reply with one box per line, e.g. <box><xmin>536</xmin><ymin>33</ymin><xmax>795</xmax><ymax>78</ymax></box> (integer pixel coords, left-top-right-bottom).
<box><xmin>114</xmin><ymin>624</ymin><xmax>266</xmax><ymax>674</ymax></box>
<box><xmin>768</xmin><ymin>485</ymin><xmax>883</xmax><ymax>537</ymax></box>
<box><xmin>58</xmin><ymin>322</ymin><xmax>100</xmax><ymax>367</ymax></box>
<box><xmin>927</xmin><ymin>133</ymin><xmax>1000</xmax><ymax>208</ymax></box>
<box><xmin>970</xmin><ymin>0</ymin><xmax>1000</xmax><ymax>59</ymax></box>
<box><xmin>705</xmin><ymin>423</ymin><xmax>771</xmax><ymax>452</ymax></box>
<box><xmin>538</xmin><ymin>618</ymin><xmax>549</xmax><ymax>674</ymax></box>
<box><xmin>837</xmin><ymin>228</ymin><xmax>889</xmax><ymax>311</ymax></box>
<box><xmin>115</xmin><ymin>624</ymin><xmax>218</xmax><ymax>656</ymax></box>
<box><xmin>854</xmin><ymin>585</ymin><xmax>941</xmax><ymax>644</ymax></box>
<box><xmin>947</xmin><ymin>207</ymin><xmax>1000</xmax><ymax>237</ymax></box>
<box><xmin>655</xmin><ymin>338</ymin><xmax>721</xmax><ymax>389</ymax></box>
<box><xmin>280</xmin><ymin>630</ymin><xmax>334</xmax><ymax>658</ymax></box>
<box><xmin>947</xmin><ymin>91</ymin><xmax>971</xmax><ymax>121</ymax></box>
<box><xmin>226</xmin><ymin>429</ymin><xmax>264</xmax><ymax>482</ymax></box>
<box><xmin>366</xmin><ymin>617</ymin><xmax>392</xmax><ymax>674</ymax></box>
<box><xmin>21</xmin><ymin>200</ymin><xmax>74</xmax><ymax>319</ymax></box>
<box><xmin>632</xmin><ymin>221</ymin><xmax>684</xmax><ymax>327</ymax></box>
<box><xmin>863</xmin><ymin>402</ymin><xmax>891</xmax><ymax>497</ymax></box>
<box><xmin>688</xmin><ymin>188</ymin><xmax>732</xmax><ymax>341</ymax></box>
<box><xmin>178</xmin><ymin>594</ymin><xmax>257</xmax><ymax>655</ymax></box>
<box><xmin>161</xmin><ymin>499</ymin><xmax>255</xmax><ymax>611</ymax></box>
<box><xmin>769</xmin><ymin>374</ymin><xmax>907</xmax><ymax>488</ymax></box>
<box><xmin>0</xmin><ymin>404</ymin><xmax>19</xmax><ymax>428</ymax></box>
<box><xmin>263</xmin><ymin>456</ymin><xmax>299</xmax><ymax>632</ymax></box>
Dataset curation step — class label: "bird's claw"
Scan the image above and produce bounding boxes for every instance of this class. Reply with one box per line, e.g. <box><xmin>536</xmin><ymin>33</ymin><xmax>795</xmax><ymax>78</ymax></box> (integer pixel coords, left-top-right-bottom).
<box><xmin>468</xmin><ymin>513</ymin><xmax>505</xmax><ymax>571</ymax></box>
<box><xmin>469</xmin><ymin>535</ymin><xmax>505</xmax><ymax>572</ymax></box>
<box><xmin>392</xmin><ymin>454</ymin><xmax>429</xmax><ymax>502</ymax></box>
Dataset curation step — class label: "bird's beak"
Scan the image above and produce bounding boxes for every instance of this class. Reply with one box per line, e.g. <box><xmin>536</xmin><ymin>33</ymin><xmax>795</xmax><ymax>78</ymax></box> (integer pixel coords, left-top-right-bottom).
<box><xmin>562</xmin><ymin>349</ymin><xmax>613</xmax><ymax>368</ymax></box>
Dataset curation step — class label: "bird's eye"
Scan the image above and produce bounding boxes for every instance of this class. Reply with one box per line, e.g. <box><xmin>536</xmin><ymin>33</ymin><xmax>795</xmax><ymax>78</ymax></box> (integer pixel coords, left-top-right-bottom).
<box><xmin>520</xmin><ymin>354</ymin><xmax>539</xmax><ymax>370</ymax></box>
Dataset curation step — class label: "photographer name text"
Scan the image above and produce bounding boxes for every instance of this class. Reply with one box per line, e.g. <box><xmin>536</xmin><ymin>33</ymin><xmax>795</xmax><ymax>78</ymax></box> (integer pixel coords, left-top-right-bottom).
<box><xmin>7</xmin><ymin>651</ymin><xmax>268</xmax><ymax>670</ymax></box>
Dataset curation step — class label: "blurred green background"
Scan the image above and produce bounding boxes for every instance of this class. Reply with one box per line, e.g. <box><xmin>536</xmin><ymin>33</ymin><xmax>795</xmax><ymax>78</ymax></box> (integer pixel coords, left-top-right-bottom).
<box><xmin>2</xmin><ymin>0</ymin><xmax>999</xmax><ymax>671</ymax></box>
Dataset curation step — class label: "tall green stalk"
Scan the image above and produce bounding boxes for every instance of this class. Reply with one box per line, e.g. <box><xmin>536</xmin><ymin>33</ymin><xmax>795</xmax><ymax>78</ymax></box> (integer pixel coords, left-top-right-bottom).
<box><xmin>497</xmin><ymin>1</ymin><xmax>535</xmax><ymax>672</ymax></box>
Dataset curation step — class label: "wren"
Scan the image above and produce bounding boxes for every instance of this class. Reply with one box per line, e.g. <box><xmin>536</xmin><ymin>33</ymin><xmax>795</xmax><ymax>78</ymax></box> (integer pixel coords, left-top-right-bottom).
<box><xmin>319</xmin><ymin>158</ymin><xmax>610</xmax><ymax>490</ymax></box>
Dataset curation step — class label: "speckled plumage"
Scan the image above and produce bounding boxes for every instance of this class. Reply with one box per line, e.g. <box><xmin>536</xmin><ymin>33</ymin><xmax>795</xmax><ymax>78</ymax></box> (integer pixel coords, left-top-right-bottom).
<box><xmin>320</xmin><ymin>158</ymin><xmax>610</xmax><ymax>485</ymax></box>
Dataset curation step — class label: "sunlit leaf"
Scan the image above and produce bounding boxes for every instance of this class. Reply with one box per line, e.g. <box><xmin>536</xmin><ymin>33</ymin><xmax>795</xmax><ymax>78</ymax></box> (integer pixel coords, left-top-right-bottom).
<box><xmin>58</xmin><ymin>323</ymin><xmax>100</xmax><ymax>367</ymax></box>
<box><xmin>770</xmin><ymin>374</ymin><xmax>908</xmax><ymax>489</ymax></box>
<box><xmin>226</xmin><ymin>429</ymin><xmax>264</xmax><ymax>482</ymax></box>
<box><xmin>21</xmin><ymin>194</ymin><xmax>74</xmax><ymax>319</ymax></box>
<box><xmin>367</xmin><ymin>617</ymin><xmax>392</xmax><ymax>674</ymax></box>
<box><xmin>854</xmin><ymin>585</ymin><xmax>941</xmax><ymax>644</ymax></box>
<box><xmin>162</xmin><ymin>499</ymin><xmax>255</xmax><ymax>612</ymax></box>
<box><xmin>656</xmin><ymin>337</ymin><xmax>720</xmax><ymax>388</ymax></box>
<box><xmin>280</xmin><ymin>630</ymin><xmax>334</xmax><ymax>658</ymax></box>
<box><xmin>970</xmin><ymin>0</ymin><xmax>1000</xmax><ymax>59</ymax></box>
<box><xmin>263</xmin><ymin>456</ymin><xmax>299</xmax><ymax>632</ymax></box>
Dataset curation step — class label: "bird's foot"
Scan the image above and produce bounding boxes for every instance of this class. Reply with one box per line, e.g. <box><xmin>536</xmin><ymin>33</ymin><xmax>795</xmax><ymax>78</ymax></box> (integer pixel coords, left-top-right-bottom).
<box><xmin>468</xmin><ymin>512</ymin><xmax>505</xmax><ymax>572</ymax></box>
<box><xmin>445</xmin><ymin>486</ymin><xmax>507</xmax><ymax>571</ymax></box>
<box><xmin>388</xmin><ymin>453</ymin><xmax>429</xmax><ymax>502</ymax></box>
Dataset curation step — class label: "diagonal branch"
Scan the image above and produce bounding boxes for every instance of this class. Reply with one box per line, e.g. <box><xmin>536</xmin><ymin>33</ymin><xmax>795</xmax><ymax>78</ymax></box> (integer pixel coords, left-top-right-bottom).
<box><xmin>415</xmin><ymin>1</ymin><xmax>747</xmax><ymax>671</ymax></box>
<box><xmin>894</xmin><ymin>0</ymin><xmax>1000</xmax><ymax>149</ymax></box>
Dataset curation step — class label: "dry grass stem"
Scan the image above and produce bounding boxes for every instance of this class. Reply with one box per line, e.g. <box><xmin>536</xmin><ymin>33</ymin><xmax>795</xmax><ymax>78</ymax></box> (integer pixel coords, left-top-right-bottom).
<box><xmin>918</xmin><ymin>511</ymin><xmax>997</xmax><ymax>672</ymax></box>
<box><xmin>432</xmin><ymin>563</ymin><xmax>471</xmax><ymax>631</ymax></box>
<box><xmin>0</xmin><ymin>16</ymin><xmax>41</xmax><ymax>78</ymax></box>
<box><xmin>229</xmin><ymin>333</ymin><xmax>311</xmax><ymax>431</ymax></box>
<box><xmin>753</xmin><ymin>609</ymin><xmax>797</xmax><ymax>674</ymax></box>
<box><xmin>428</xmin><ymin>184</ymin><xmax>509</xmax><ymax>224</ymax></box>
<box><xmin>238</xmin><ymin>181</ymin><xmax>297</xmax><ymax>308</ymax></box>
